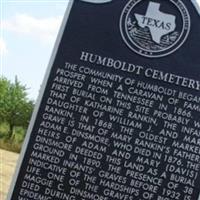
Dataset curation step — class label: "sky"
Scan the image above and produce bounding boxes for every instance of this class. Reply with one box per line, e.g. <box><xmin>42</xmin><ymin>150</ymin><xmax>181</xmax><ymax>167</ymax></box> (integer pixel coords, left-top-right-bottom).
<box><xmin>0</xmin><ymin>0</ymin><xmax>200</xmax><ymax>100</ymax></box>
<box><xmin>0</xmin><ymin>0</ymin><xmax>68</xmax><ymax>100</ymax></box>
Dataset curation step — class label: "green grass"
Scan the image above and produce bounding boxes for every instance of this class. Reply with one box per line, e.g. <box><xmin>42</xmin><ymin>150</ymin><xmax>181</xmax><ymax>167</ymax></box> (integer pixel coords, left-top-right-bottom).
<box><xmin>0</xmin><ymin>123</ymin><xmax>26</xmax><ymax>153</ymax></box>
<box><xmin>0</xmin><ymin>140</ymin><xmax>22</xmax><ymax>153</ymax></box>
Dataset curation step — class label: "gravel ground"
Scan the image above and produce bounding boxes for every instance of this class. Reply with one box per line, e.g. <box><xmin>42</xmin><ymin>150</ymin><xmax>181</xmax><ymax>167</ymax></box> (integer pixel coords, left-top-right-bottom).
<box><xmin>0</xmin><ymin>149</ymin><xmax>19</xmax><ymax>200</ymax></box>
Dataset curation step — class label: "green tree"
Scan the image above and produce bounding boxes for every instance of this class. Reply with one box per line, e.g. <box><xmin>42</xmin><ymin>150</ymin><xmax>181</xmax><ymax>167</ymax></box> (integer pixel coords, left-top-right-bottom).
<box><xmin>0</xmin><ymin>76</ymin><xmax>34</xmax><ymax>139</ymax></box>
<box><xmin>0</xmin><ymin>77</ymin><xmax>10</xmax><ymax>122</ymax></box>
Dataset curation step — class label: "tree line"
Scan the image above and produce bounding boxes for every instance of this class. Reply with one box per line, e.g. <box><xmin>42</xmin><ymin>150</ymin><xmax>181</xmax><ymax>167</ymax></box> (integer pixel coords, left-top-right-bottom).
<box><xmin>0</xmin><ymin>76</ymin><xmax>34</xmax><ymax>141</ymax></box>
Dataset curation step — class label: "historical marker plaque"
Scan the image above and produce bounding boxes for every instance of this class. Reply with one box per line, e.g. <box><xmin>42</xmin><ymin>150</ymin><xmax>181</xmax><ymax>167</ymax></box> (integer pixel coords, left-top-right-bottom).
<box><xmin>7</xmin><ymin>0</ymin><xmax>200</xmax><ymax>200</ymax></box>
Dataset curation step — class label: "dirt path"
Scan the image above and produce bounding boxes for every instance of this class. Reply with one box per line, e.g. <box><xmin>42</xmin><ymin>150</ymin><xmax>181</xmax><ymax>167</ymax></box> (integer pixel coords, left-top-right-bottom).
<box><xmin>0</xmin><ymin>149</ymin><xmax>19</xmax><ymax>200</ymax></box>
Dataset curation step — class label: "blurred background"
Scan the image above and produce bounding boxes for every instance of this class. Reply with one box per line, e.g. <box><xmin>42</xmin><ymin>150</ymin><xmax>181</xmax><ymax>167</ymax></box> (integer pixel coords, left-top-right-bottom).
<box><xmin>0</xmin><ymin>1</ymin><xmax>68</xmax><ymax>199</ymax></box>
<box><xmin>0</xmin><ymin>0</ymin><xmax>200</xmax><ymax>200</ymax></box>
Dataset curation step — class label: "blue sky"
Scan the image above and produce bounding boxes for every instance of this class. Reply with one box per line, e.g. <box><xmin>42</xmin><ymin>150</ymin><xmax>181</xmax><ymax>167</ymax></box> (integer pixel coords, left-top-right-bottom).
<box><xmin>0</xmin><ymin>0</ymin><xmax>68</xmax><ymax>100</ymax></box>
<box><xmin>0</xmin><ymin>0</ymin><xmax>200</xmax><ymax>100</ymax></box>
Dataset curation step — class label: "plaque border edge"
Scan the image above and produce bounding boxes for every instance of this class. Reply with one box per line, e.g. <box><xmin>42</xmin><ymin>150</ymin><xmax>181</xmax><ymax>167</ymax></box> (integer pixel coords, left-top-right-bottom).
<box><xmin>191</xmin><ymin>0</ymin><xmax>200</xmax><ymax>16</ymax></box>
<box><xmin>5</xmin><ymin>1</ymin><xmax>75</xmax><ymax>199</ymax></box>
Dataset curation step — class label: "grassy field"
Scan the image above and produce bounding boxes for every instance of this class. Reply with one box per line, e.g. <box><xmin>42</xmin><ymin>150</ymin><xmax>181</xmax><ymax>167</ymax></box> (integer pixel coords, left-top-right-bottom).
<box><xmin>0</xmin><ymin>149</ymin><xmax>19</xmax><ymax>200</ymax></box>
<box><xmin>0</xmin><ymin>123</ymin><xmax>25</xmax><ymax>153</ymax></box>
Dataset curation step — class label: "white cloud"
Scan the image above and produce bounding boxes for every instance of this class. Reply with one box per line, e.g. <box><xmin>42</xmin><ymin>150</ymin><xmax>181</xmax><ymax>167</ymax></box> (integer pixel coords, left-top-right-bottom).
<box><xmin>0</xmin><ymin>38</ymin><xmax>8</xmax><ymax>55</ymax></box>
<box><xmin>2</xmin><ymin>14</ymin><xmax>63</xmax><ymax>45</ymax></box>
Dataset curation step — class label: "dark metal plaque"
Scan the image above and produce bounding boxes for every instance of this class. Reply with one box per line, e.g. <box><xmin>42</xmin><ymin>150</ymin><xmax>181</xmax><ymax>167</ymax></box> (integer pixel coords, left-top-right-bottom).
<box><xmin>7</xmin><ymin>1</ymin><xmax>200</xmax><ymax>200</ymax></box>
